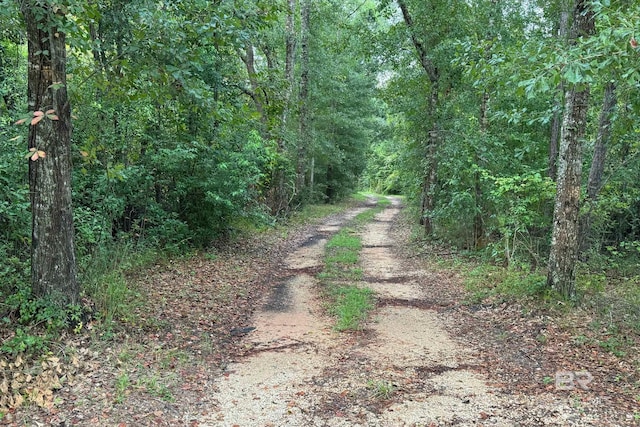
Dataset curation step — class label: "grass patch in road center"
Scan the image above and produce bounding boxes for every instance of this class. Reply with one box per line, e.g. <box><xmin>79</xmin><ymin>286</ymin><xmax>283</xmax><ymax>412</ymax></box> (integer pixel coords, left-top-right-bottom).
<box><xmin>320</xmin><ymin>206</ymin><xmax>386</xmax><ymax>331</ymax></box>
<box><xmin>329</xmin><ymin>285</ymin><xmax>374</xmax><ymax>331</ymax></box>
<box><xmin>326</xmin><ymin>230</ymin><xmax>362</xmax><ymax>250</ymax></box>
<box><xmin>326</xmin><ymin>230</ymin><xmax>362</xmax><ymax>267</ymax></box>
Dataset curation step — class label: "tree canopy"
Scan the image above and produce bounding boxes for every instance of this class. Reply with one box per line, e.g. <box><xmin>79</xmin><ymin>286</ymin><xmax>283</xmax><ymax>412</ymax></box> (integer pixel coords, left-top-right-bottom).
<box><xmin>1</xmin><ymin>0</ymin><xmax>640</xmax><ymax>316</ymax></box>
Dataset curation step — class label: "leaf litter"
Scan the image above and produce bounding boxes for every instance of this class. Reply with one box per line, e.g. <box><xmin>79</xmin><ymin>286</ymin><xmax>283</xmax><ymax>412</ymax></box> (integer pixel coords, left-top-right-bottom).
<box><xmin>1</xmin><ymin>201</ymin><xmax>639</xmax><ymax>426</ymax></box>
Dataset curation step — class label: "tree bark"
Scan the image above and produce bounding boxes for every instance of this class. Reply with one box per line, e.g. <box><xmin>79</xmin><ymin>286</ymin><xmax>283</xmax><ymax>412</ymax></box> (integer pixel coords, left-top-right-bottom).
<box><xmin>580</xmin><ymin>81</ymin><xmax>617</xmax><ymax>252</ymax></box>
<box><xmin>586</xmin><ymin>81</ymin><xmax>616</xmax><ymax>201</ymax></box>
<box><xmin>546</xmin><ymin>0</ymin><xmax>595</xmax><ymax>299</ymax></box>
<box><xmin>474</xmin><ymin>91</ymin><xmax>490</xmax><ymax>249</ymax></box>
<box><xmin>548</xmin><ymin>0</ymin><xmax>571</xmax><ymax>181</ymax></box>
<box><xmin>240</xmin><ymin>45</ymin><xmax>267</xmax><ymax>130</ymax></box>
<box><xmin>397</xmin><ymin>0</ymin><xmax>440</xmax><ymax>234</ymax></box>
<box><xmin>549</xmin><ymin>93</ymin><xmax>562</xmax><ymax>181</ymax></box>
<box><xmin>296</xmin><ymin>0</ymin><xmax>310</xmax><ymax>196</ymax></box>
<box><xmin>20</xmin><ymin>2</ymin><xmax>79</xmax><ymax>306</ymax></box>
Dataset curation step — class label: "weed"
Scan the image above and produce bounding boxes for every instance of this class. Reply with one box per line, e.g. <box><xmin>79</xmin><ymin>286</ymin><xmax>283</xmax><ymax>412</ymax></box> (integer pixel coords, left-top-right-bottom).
<box><xmin>572</xmin><ymin>335</ymin><xmax>590</xmax><ymax>346</ymax></box>
<box><xmin>598</xmin><ymin>336</ymin><xmax>631</xmax><ymax>357</ymax></box>
<box><xmin>542</xmin><ymin>376</ymin><xmax>554</xmax><ymax>385</ymax></box>
<box><xmin>158</xmin><ymin>348</ymin><xmax>190</xmax><ymax>368</ymax></box>
<box><xmin>137</xmin><ymin>374</ymin><xmax>175</xmax><ymax>402</ymax></box>
<box><xmin>118</xmin><ymin>349</ymin><xmax>134</xmax><ymax>363</ymax></box>
<box><xmin>366</xmin><ymin>379</ymin><xmax>395</xmax><ymax>399</ymax></box>
<box><xmin>114</xmin><ymin>371</ymin><xmax>130</xmax><ymax>404</ymax></box>
<box><xmin>0</xmin><ymin>327</ymin><xmax>46</xmax><ymax>355</ymax></box>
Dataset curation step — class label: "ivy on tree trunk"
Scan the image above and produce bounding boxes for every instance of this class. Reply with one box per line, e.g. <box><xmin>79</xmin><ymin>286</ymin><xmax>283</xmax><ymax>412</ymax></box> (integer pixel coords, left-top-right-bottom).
<box><xmin>20</xmin><ymin>1</ymin><xmax>79</xmax><ymax>306</ymax></box>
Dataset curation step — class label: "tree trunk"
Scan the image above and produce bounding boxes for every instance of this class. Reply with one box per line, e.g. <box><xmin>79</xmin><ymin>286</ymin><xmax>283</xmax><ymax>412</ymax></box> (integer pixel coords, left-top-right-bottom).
<box><xmin>20</xmin><ymin>2</ymin><xmax>79</xmax><ymax>306</ymax></box>
<box><xmin>296</xmin><ymin>0</ymin><xmax>310</xmax><ymax>196</ymax></box>
<box><xmin>546</xmin><ymin>0</ymin><xmax>595</xmax><ymax>299</ymax></box>
<box><xmin>240</xmin><ymin>45</ymin><xmax>267</xmax><ymax>131</ymax></box>
<box><xmin>281</xmin><ymin>0</ymin><xmax>297</xmax><ymax>145</ymax></box>
<box><xmin>549</xmin><ymin>92</ymin><xmax>562</xmax><ymax>181</ymax></box>
<box><xmin>397</xmin><ymin>0</ymin><xmax>440</xmax><ymax>234</ymax></box>
<box><xmin>586</xmin><ymin>82</ymin><xmax>616</xmax><ymax>201</ymax></box>
<box><xmin>474</xmin><ymin>91</ymin><xmax>490</xmax><ymax>249</ymax></box>
<box><xmin>580</xmin><ymin>81</ymin><xmax>617</xmax><ymax>252</ymax></box>
<box><xmin>548</xmin><ymin>0</ymin><xmax>571</xmax><ymax>181</ymax></box>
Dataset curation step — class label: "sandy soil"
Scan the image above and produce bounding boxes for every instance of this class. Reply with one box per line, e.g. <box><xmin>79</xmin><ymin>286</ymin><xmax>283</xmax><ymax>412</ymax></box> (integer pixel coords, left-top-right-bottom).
<box><xmin>198</xmin><ymin>198</ymin><xmax>612</xmax><ymax>427</ymax></box>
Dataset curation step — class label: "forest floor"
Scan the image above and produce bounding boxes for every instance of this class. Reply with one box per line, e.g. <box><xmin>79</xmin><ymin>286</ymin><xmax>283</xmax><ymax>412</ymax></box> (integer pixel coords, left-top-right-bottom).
<box><xmin>2</xmin><ymin>197</ymin><xmax>639</xmax><ymax>426</ymax></box>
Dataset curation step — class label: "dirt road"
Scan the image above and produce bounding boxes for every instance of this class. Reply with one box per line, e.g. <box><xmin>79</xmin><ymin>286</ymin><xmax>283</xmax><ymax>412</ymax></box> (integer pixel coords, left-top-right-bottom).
<box><xmin>201</xmin><ymin>198</ymin><xmax>605</xmax><ymax>426</ymax></box>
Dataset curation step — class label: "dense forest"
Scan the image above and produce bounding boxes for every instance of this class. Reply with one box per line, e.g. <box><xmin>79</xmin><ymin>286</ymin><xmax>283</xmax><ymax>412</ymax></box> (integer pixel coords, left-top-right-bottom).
<box><xmin>1</xmin><ymin>0</ymin><xmax>640</xmax><ymax>349</ymax></box>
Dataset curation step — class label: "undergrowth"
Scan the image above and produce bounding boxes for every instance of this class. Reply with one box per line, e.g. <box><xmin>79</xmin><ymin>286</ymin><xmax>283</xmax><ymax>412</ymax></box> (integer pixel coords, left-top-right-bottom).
<box><xmin>429</xmin><ymin>237</ymin><xmax>640</xmax><ymax>359</ymax></box>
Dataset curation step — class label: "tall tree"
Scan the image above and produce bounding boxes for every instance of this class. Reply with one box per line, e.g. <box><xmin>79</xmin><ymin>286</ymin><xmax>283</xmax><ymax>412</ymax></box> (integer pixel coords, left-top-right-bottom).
<box><xmin>19</xmin><ymin>0</ymin><xmax>79</xmax><ymax>306</ymax></box>
<box><xmin>396</xmin><ymin>0</ymin><xmax>440</xmax><ymax>234</ymax></box>
<box><xmin>547</xmin><ymin>0</ymin><xmax>595</xmax><ymax>299</ymax></box>
<box><xmin>296</xmin><ymin>0</ymin><xmax>310</xmax><ymax>195</ymax></box>
<box><xmin>580</xmin><ymin>81</ymin><xmax>617</xmax><ymax>251</ymax></box>
<box><xmin>548</xmin><ymin>0</ymin><xmax>571</xmax><ymax>181</ymax></box>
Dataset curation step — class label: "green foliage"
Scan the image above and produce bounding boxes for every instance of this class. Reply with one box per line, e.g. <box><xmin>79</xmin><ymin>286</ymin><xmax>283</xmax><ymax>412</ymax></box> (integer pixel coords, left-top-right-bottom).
<box><xmin>598</xmin><ymin>335</ymin><xmax>631</xmax><ymax>357</ymax></box>
<box><xmin>484</xmin><ymin>169</ymin><xmax>555</xmax><ymax>265</ymax></box>
<box><xmin>463</xmin><ymin>264</ymin><xmax>548</xmax><ymax>304</ymax></box>
<box><xmin>300</xmin><ymin>1</ymin><xmax>380</xmax><ymax>203</ymax></box>
<box><xmin>0</xmin><ymin>285</ymin><xmax>85</xmax><ymax>356</ymax></box>
<box><xmin>0</xmin><ymin>328</ymin><xmax>46</xmax><ymax>356</ymax></box>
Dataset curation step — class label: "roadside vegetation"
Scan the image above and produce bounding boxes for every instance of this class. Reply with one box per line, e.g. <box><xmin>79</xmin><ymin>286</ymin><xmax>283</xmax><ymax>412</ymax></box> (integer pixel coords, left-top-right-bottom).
<box><xmin>406</xmin><ymin>211</ymin><xmax>640</xmax><ymax>413</ymax></box>
<box><xmin>0</xmin><ymin>197</ymin><xmax>361</xmax><ymax>418</ymax></box>
<box><xmin>450</xmin><ymin>251</ymin><xmax>640</xmax><ymax>359</ymax></box>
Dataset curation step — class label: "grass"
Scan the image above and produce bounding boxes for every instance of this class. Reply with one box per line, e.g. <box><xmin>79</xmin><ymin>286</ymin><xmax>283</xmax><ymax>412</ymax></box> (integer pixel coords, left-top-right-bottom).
<box><xmin>366</xmin><ymin>379</ymin><xmax>396</xmax><ymax>399</ymax></box>
<box><xmin>463</xmin><ymin>264</ymin><xmax>549</xmax><ymax>305</ymax></box>
<box><xmin>325</xmin><ymin>229</ymin><xmax>364</xmax><ymax>274</ymax></box>
<box><xmin>326</xmin><ymin>230</ymin><xmax>362</xmax><ymax>250</ymax></box>
<box><xmin>329</xmin><ymin>286</ymin><xmax>375</xmax><ymax>331</ymax></box>
<box><xmin>322</xmin><ymin>228</ymin><xmax>372</xmax><ymax>330</ymax></box>
<box><xmin>114</xmin><ymin>371</ymin><xmax>131</xmax><ymax>404</ymax></box>
<box><xmin>286</xmin><ymin>194</ymin><xmax>368</xmax><ymax>226</ymax></box>
<box><xmin>319</xmin><ymin>196</ymin><xmax>394</xmax><ymax>331</ymax></box>
<box><xmin>137</xmin><ymin>373</ymin><xmax>176</xmax><ymax>402</ymax></box>
<box><xmin>80</xmin><ymin>242</ymin><xmax>164</xmax><ymax>328</ymax></box>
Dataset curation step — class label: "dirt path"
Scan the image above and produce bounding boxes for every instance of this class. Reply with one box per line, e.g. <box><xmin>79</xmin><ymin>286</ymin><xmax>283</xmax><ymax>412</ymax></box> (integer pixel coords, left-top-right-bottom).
<box><xmin>4</xmin><ymin>198</ymin><xmax>634</xmax><ymax>426</ymax></box>
<box><xmin>200</xmin><ymin>198</ymin><xmax>604</xmax><ymax>426</ymax></box>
